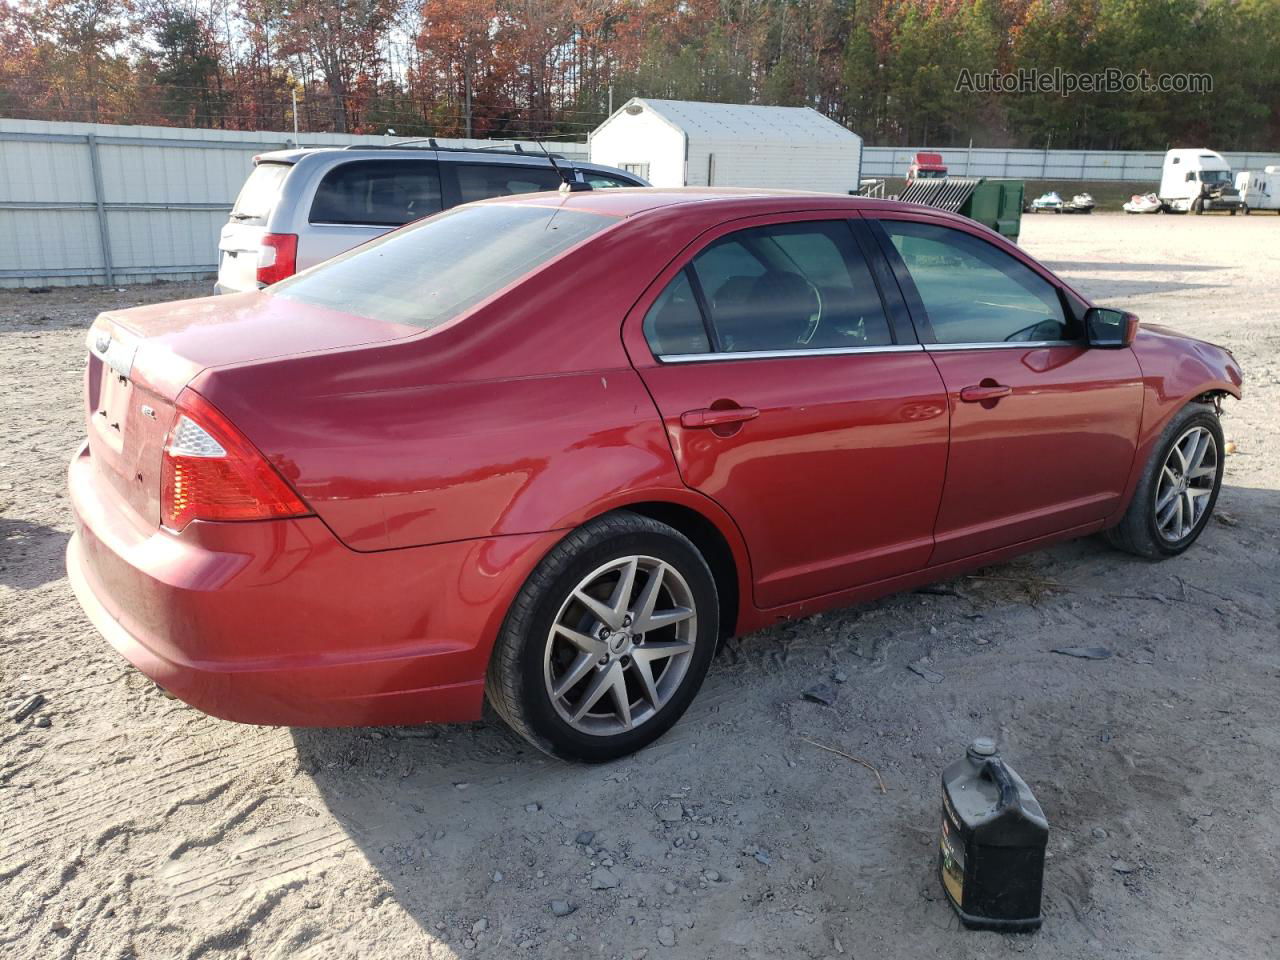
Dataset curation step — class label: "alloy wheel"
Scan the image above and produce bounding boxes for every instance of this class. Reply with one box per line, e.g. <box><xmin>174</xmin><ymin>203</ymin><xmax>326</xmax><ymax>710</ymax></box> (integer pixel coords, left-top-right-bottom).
<box><xmin>1154</xmin><ymin>425</ymin><xmax>1218</xmax><ymax>541</ymax></box>
<box><xmin>543</xmin><ymin>555</ymin><xmax>697</xmax><ymax>736</ymax></box>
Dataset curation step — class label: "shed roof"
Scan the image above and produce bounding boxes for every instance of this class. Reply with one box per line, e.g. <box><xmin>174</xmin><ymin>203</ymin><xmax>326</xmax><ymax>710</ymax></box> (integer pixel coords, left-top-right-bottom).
<box><xmin>601</xmin><ymin>98</ymin><xmax>861</xmax><ymax>147</ymax></box>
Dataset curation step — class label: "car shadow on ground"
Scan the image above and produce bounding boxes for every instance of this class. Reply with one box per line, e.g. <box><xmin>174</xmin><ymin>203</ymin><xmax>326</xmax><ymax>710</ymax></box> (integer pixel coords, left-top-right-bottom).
<box><xmin>0</xmin><ymin>517</ymin><xmax>70</xmax><ymax>589</ymax></box>
<box><xmin>288</xmin><ymin>482</ymin><xmax>1277</xmax><ymax>955</ymax></box>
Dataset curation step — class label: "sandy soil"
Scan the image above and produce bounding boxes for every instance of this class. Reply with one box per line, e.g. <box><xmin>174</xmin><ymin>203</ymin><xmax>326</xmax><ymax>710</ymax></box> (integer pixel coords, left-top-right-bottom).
<box><xmin>2</xmin><ymin>216</ymin><xmax>1278</xmax><ymax>960</ymax></box>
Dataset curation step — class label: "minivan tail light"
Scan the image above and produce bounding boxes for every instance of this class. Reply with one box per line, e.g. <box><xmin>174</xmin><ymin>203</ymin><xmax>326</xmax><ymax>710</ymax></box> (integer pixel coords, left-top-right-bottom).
<box><xmin>256</xmin><ymin>233</ymin><xmax>298</xmax><ymax>285</ymax></box>
<box><xmin>161</xmin><ymin>389</ymin><xmax>309</xmax><ymax>531</ymax></box>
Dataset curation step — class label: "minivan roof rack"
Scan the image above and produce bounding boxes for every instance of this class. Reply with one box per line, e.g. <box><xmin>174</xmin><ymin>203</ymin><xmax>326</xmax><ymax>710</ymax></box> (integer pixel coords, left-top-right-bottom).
<box><xmin>340</xmin><ymin>140</ymin><xmax>565</xmax><ymax>159</ymax></box>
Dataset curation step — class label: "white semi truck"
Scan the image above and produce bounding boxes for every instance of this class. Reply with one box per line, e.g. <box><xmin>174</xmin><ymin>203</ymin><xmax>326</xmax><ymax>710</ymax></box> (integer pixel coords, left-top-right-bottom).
<box><xmin>1158</xmin><ymin>149</ymin><xmax>1242</xmax><ymax>214</ymax></box>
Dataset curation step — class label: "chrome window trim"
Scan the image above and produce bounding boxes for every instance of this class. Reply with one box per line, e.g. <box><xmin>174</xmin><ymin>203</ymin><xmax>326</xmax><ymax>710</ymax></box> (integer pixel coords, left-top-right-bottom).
<box><xmin>657</xmin><ymin>344</ymin><xmax>924</xmax><ymax>364</ymax></box>
<box><xmin>923</xmin><ymin>340</ymin><xmax>1083</xmax><ymax>351</ymax></box>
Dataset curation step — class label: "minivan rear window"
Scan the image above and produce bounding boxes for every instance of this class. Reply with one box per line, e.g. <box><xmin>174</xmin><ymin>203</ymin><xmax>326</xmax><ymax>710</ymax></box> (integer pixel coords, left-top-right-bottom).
<box><xmin>272</xmin><ymin>204</ymin><xmax>615</xmax><ymax>329</ymax></box>
<box><xmin>230</xmin><ymin>162</ymin><xmax>290</xmax><ymax>225</ymax></box>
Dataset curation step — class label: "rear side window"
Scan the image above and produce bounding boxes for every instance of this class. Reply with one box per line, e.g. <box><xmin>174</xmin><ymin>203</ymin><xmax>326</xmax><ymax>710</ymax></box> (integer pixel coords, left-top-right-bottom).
<box><xmin>644</xmin><ymin>220</ymin><xmax>893</xmax><ymax>357</ymax></box>
<box><xmin>881</xmin><ymin>220</ymin><xmax>1073</xmax><ymax>344</ymax></box>
<box><xmin>452</xmin><ymin>164</ymin><xmax>562</xmax><ymax>203</ymax></box>
<box><xmin>230</xmin><ymin>163</ymin><xmax>290</xmax><ymax>225</ymax></box>
<box><xmin>273</xmin><ymin>204</ymin><xmax>614</xmax><ymax>329</ymax></box>
<box><xmin>582</xmin><ymin>172</ymin><xmax>638</xmax><ymax>189</ymax></box>
<box><xmin>310</xmin><ymin>160</ymin><xmax>442</xmax><ymax>226</ymax></box>
<box><xmin>643</xmin><ymin>271</ymin><xmax>711</xmax><ymax>356</ymax></box>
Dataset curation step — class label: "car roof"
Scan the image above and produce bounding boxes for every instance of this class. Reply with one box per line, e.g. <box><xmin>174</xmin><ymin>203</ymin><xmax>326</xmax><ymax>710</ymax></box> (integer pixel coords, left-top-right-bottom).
<box><xmin>479</xmin><ymin>187</ymin><xmax>963</xmax><ymax>225</ymax></box>
<box><xmin>254</xmin><ymin>146</ymin><xmax>631</xmax><ymax>175</ymax></box>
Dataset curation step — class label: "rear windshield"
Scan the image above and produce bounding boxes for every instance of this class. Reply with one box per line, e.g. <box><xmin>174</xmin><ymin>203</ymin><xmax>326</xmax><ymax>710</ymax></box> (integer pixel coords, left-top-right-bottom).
<box><xmin>230</xmin><ymin>162</ymin><xmax>291</xmax><ymax>224</ymax></box>
<box><xmin>272</xmin><ymin>203</ymin><xmax>615</xmax><ymax>328</ymax></box>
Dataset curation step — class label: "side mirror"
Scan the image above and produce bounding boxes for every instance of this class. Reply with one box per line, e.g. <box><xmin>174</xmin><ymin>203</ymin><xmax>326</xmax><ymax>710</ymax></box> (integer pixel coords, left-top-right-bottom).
<box><xmin>1085</xmin><ymin>307</ymin><xmax>1139</xmax><ymax>348</ymax></box>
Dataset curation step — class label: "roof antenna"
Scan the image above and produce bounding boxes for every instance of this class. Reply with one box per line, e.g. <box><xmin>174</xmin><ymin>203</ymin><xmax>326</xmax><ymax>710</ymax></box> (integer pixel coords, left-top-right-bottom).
<box><xmin>533</xmin><ymin>137</ymin><xmax>591</xmax><ymax>192</ymax></box>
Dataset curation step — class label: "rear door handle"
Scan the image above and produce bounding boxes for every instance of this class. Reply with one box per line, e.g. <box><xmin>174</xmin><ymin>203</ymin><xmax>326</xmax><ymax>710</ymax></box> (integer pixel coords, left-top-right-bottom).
<box><xmin>680</xmin><ymin>406</ymin><xmax>760</xmax><ymax>429</ymax></box>
<box><xmin>959</xmin><ymin>384</ymin><xmax>1012</xmax><ymax>403</ymax></box>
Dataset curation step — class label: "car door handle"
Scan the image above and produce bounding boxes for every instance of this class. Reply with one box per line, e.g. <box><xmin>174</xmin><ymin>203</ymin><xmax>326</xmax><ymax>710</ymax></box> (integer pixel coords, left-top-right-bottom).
<box><xmin>680</xmin><ymin>406</ymin><xmax>760</xmax><ymax>429</ymax></box>
<box><xmin>959</xmin><ymin>384</ymin><xmax>1012</xmax><ymax>403</ymax></box>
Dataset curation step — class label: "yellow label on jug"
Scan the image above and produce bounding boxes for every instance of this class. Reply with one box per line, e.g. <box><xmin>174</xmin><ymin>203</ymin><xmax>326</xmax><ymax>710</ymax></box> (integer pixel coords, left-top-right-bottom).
<box><xmin>940</xmin><ymin>812</ymin><xmax>965</xmax><ymax>906</ymax></box>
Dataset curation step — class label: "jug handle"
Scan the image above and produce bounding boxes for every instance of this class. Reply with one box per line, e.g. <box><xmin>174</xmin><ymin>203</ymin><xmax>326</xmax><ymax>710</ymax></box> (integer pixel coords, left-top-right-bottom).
<box><xmin>985</xmin><ymin>757</ymin><xmax>1018</xmax><ymax>810</ymax></box>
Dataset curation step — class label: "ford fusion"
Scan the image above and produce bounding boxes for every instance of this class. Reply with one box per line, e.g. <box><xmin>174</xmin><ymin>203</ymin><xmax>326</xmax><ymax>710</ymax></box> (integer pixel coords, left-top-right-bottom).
<box><xmin>68</xmin><ymin>190</ymin><xmax>1242</xmax><ymax>762</ymax></box>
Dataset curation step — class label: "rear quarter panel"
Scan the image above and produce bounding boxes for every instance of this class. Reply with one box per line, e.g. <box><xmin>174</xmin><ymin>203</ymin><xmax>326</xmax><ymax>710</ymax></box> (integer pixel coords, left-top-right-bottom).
<box><xmin>190</xmin><ymin>211</ymin><xmax>718</xmax><ymax>552</ymax></box>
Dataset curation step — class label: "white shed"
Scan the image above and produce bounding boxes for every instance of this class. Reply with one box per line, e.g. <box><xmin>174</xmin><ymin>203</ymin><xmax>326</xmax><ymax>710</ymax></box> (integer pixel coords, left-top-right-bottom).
<box><xmin>588</xmin><ymin>98</ymin><xmax>863</xmax><ymax>194</ymax></box>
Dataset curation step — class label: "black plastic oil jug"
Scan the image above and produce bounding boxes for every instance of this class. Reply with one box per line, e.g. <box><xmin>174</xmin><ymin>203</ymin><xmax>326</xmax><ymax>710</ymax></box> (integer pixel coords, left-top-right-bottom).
<box><xmin>939</xmin><ymin>738</ymin><xmax>1048</xmax><ymax>931</ymax></box>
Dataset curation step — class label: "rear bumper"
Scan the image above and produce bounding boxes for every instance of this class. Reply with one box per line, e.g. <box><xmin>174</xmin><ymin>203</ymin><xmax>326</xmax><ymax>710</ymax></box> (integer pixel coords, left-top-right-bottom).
<box><xmin>67</xmin><ymin>443</ymin><xmax>560</xmax><ymax>726</ymax></box>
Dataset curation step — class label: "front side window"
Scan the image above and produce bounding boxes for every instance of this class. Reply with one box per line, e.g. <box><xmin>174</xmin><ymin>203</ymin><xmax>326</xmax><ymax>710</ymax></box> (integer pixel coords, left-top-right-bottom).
<box><xmin>643</xmin><ymin>220</ymin><xmax>893</xmax><ymax>358</ymax></box>
<box><xmin>881</xmin><ymin>220</ymin><xmax>1074</xmax><ymax>344</ymax></box>
<box><xmin>453</xmin><ymin>163</ymin><xmax>563</xmax><ymax>203</ymax></box>
<box><xmin>310</xmin><ymin>160</ymin><xmax>443</xmax><ymax>226</ymax></box>
<box><xmin>274</xmin><ymin>204</ymin><xmax>614</xmax><ymax>329</ymax></box>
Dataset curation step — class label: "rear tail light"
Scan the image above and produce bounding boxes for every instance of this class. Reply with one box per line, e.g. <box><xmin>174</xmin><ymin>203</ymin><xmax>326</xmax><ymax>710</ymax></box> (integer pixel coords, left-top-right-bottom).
<box><xmin>256</xmin><ymin>233</ymin><xmax>298</xmax><ymax>285</ymax></box>
<box><xmin>161</xmin><ymin>389</ymin><xmax>310</xmax><ymax>531</ymax></box>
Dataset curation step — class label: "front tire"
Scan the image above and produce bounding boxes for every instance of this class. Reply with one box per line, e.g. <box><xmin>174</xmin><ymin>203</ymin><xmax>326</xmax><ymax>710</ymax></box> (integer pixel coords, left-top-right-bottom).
<box><xmin>1105</xmin><ymin>404</ymin><xmax>1224</xmax><ymax>559</ymax></box>
<box><xmin>486</xmin><ymin>512</ymin><xmax>719</xmax><ymax>762</ymax></box>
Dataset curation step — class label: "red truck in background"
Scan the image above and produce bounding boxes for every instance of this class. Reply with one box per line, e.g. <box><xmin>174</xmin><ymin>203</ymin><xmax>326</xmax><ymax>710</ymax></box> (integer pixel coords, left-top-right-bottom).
<box><xmin>906</xmin><ymin>152</ymin><xmax>947</xmax><ymax>182</ymax></box>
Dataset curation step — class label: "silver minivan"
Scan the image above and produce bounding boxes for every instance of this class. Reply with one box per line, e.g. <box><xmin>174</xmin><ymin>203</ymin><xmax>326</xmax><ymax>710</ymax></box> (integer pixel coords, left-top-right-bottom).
<box><xmin>215</xmin><ymin>145</ymin><xmax>648</xmax><ymax>294</ymax></box>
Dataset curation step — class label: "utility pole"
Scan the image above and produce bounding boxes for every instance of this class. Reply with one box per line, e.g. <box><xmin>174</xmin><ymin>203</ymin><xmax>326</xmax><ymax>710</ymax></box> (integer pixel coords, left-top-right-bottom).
<box><xmin>464</xmin><ymin>58</ymin><xmax>473</xmax><ymax>139</ymax></box>
<box><xmin>292</xmin><ymin>89</ymin><xmax>299</xmax><ymax>143</ymax></box>
<box><xmin>608</xmin><ymin>84</ymin><xmax>614</xmax><ymax>115</ymax></box>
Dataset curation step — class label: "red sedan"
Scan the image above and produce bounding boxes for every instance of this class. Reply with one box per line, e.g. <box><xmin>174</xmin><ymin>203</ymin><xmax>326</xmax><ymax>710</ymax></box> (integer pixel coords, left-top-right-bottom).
<box><xmin>67</xmin><ymin>190</ymin><xmax>1242</xmax><ymax>762</ymax></box>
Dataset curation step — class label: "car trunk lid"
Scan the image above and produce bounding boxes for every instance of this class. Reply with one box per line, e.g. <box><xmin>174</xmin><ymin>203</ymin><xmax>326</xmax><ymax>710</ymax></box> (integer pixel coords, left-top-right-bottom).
<box><xmin>84</xmin><ymin>293</ymin><xmax>419</xmax><ymax>530</ymax></box>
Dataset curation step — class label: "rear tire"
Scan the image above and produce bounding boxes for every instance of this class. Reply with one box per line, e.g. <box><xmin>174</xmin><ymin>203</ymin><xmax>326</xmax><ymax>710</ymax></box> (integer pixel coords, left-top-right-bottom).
<box><xmin>1105</xmin><ymin>404</ymin><xmax>1224</xmax><ymax>560</ymax></box>
<box><xmin>486</xmin><ymin>512</ymin><xmax>719</xmax><ymax>763</ymax></box>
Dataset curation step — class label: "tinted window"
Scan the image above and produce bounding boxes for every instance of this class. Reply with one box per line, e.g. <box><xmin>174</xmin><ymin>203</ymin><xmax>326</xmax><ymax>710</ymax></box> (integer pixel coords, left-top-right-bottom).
<box><xmin>691</xmin><ymin>221</ymin><xmax>892</xmax><ymax>353</ymax></box>
<box><xmin>453</xmin><ymin>163</ymin><xmax>563</xmax><ymax>203</ymax></box>
<box><xmin>882</xmin><ymin>220</ymin><xmax>1073</xmax><ymax>344</ymax></box>
<box><xmin>231</xmin><ymin>162</ymin><xmax>290</xmax><ymax>225</ymax></box>
<box><xmin>643</xmin><ymin>270</ymin><xmax>711</xmax><ymax>356</ymax></box>
<box><xmin>310</xmin><ymin>160</ymin><xmax>442</xmax><ymax>226</ymax></box>
<box><xmin>274</xmin><ymin>205</ymin><xmax>613</xmax><ymax>329</ymax></box>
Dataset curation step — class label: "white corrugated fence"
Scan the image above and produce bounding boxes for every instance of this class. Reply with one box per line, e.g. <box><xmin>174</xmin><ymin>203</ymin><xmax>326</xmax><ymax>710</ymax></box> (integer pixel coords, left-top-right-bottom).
<box><xmin>4</xmin><ymin>117</ymin><xmax>1280</xmax><ymax>288</ymax></box>
<box><xmin>0</xmin><ymin>118</ymin><xmax>588</xmax><ymax>288</ymax></box>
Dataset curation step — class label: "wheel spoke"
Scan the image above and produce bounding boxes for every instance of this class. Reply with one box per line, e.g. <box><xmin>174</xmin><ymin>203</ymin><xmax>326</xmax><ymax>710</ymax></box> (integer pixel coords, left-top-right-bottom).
<box><xmin>574</xmin><ymin>588</ymin><xmax>623</xmax><ymax>630</ymax></box>
<box><xmin>1186</xmin><ymin>430</ymin><xmax>1210</xmax><ymax>474</ymax></box>
<box><xmin>631</xmin><ymin>655</ymin><xmax>662</xmax><ymax>709</ymax></box>
<box><xmin>642</xmin><ymin>606</ymin><xmax>694</xmax><ymax>632</ymax></box>
<box><xmin>555</xmin><ymin>623</ymin><xmax>606</xmax><ymax>657</ymax></box>
<box><xmin>629</xmin><ymin>562</ymin><xmax>666</xmax><ymax>633</ymax></box>
<box><xmin>1172</xmin><ymin>496</ymin><xmax>1185</xmax><ymax>535</ymax></box>
<box><xmin>609</xmin><ymin>671</ymin><xmax>633</xmax><ymax>730</ymax></box>
<box><xmin>634</xmin><ymin>640</ymin><xmax>694</xmax><ymax>664</ymax></box>
<box><xmin>572</xmin><ymin>663</ymin><xmax>620</xmax><ymax>722</ymax></box>
<box><xmin>606</xmin><ymin>557</ymin><xmax>639</xmax><ymax>624</ymax></box>
<box><xmin>553</xmin><ymin>652</ymin><xmax>598</xmax><ymax>699</ymax></box>
<box><xmin>1184</xmin><ymin>490</ymin><xmax>1200</xmax><ymax>526</ymax></box>
<box><xmin>1155</xmin><ymin>481</ymin><xmax>1179</xmax><ymax>511</ymax></box>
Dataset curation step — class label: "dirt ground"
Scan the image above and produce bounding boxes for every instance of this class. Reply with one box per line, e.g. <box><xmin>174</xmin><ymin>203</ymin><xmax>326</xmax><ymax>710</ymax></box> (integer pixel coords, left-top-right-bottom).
<box><xmin>2</xmin><ymin>214</ymin><xmax>1278</xmax><ymax>960</ymax></box>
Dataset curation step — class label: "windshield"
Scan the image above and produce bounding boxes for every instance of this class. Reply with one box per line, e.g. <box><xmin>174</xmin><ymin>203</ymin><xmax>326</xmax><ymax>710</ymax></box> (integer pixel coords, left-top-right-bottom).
<box><xmin>231</xmin><ymin>162</ymin><xmax>290</xmax><ymax>224</ymax></box>
<box><xmin>1199</xmin><ymin>169</ymin><xmax>1231</xmax><ymax>184</ymax></box>
<box><xmin>272</xmin><ymin>203</ymin><xmax>616</xmax><ymax>329</ymax></box>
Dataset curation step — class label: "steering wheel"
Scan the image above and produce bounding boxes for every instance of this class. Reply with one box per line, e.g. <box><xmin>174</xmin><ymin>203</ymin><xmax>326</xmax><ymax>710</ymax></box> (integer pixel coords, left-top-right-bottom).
<box><xmin>1003</xmin><ymin>319</ymin><xmax>1058</xmax><ymax>342</ymax></box>
<box><xmin>796</xmin><ymin>277</ymin><xmax>824</xmax><ymax>345</ymax></box>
